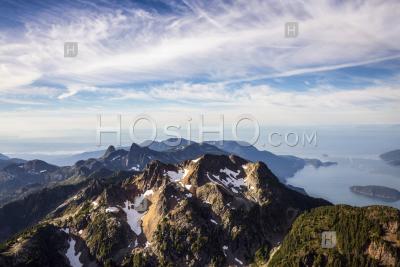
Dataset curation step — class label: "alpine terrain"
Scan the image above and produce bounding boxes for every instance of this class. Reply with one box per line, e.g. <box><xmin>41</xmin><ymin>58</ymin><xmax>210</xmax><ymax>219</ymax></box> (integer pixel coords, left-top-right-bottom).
<box><xmin>0</xmin><ymin>144</ymin><xmax>398</xmax><ymax>267</ymax></box>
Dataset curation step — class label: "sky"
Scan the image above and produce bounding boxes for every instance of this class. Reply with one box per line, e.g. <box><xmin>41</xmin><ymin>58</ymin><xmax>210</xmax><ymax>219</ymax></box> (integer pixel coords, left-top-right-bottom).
<box><xmin>0</xmin><ymin>0</ymin><xmax>400</xmax><ymax>143</ymax></box>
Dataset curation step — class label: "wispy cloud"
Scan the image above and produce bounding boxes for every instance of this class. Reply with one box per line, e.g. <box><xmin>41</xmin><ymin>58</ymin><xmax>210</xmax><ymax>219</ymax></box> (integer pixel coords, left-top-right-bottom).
<box><xmin>1</xmin><ymin>1</ymin><xmax>399</xmax><ymax>91</ymax></box>
<box><xmin>1</xmin><ymin>82</ymin><xmax>399</xmax><ymax>140</ymax></box>
<box><xmin>0</xmin><ymin>0</ymin><xmax>399</xmax><ymax>129</ymax></box>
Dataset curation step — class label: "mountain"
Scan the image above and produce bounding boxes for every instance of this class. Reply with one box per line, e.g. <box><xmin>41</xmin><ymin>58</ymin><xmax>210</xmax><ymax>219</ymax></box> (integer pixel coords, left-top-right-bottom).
<box><xmin>0</xmin><ymin>155</ymin><xmax>25</xmax><ymax>170</ymax></box>
<box><xmin>0</xmin><ymin>154</ymin><xmax>330</xmax><ymax>266</ymax></box>
<box><xmin>50</xmin><ymin>149</ymin><xmax>127</xmax><ymax>166</ymax></box>
<box><xmin>350</xmin><ymin>185</ymin><xmax>400</xmax><ymax>202</ymax></box>
<box><xmin>0</xmin><ymin>182</ymin><xmax>84</xmax><ymax>243</ymax></box>
<box><xmin>144</xmin><ymin>138</ymin><xmax>193</xmax><ymax>152</ymax></box>
<box><xmin>82</xmin><ymin>142</ymin><xmax>226</xmax><ymax>173</ymax></box>
<box><xmin>205</xmin><ymin>140</ymin><xmax>336</xmax><ymax>180</ymax></box>
<box><xmin>0</xmin><ymin>143</ymin><xmax>226</xmax><ymax>207</ymax></box>
<box><xmin>143</xmin><ymin>139</ymin><xmax>336</xmax><ymax>180</ymax></box>
<box><xmin>42</xmin><ymin>139</ymin><xmax>336</xmax><ymax>181</ymax></box>
<box><xmin>47</xmin><ymin>141</ymin><xmax>219</xmax><ymax>167</ymax></box>
<box><xmin>0</xmin><ymin>160</ymin><xmax>73</xmax><ymax>206</ymax></box>
<box><xmin>0</xmin><ymin>170</ymin><xmax>134</xmax><ymax>243</ymax></box>
<box><xmin>0</xmin><ymin>140</ymin><xmax>337</xmax><ymax>206</ymax></box>
<box><xmin>268</xmin><ymin>205</ymin><xmax>400</xmax><ymax>266</ymax></box>
<box><xmin>380</xmin><ymin>149</ymin><xmax>400</xmax><ymax>166</ymax></box>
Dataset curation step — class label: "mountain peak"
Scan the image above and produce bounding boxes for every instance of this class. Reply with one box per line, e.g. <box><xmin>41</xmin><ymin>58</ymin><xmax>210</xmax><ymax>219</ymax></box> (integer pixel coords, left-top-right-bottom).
<box><xmin>0</xmin><ymin>153</ymin><xmax>9</xmax><ymax>161</ymax></box>
<box><xmin>103</xmin><ymin>145</ymin><xmax>116</xmax><ymax>158</ymax></box>
<box><xmin>192</xmin><ymin>153</ymin><xmax>248</xmax><ymax>170</ymax></box>
<box><xmin>164</xmin><ymin>137</ymin><xmax>191</xmax><ymax>146</ymax></box>
<box><xmin>130</xmin><ymin>143</ymin><xmax>142</xmax><ymax>151</ymax></box>
<box><xmin>23</xmin><ymin>159</ymin><xmax>58</xmax><ymax>173</ymax></box>
<box><xmin>134</xmin><ymin>160</ymin><xmax>173</xmax><ymax>190</ymax></box>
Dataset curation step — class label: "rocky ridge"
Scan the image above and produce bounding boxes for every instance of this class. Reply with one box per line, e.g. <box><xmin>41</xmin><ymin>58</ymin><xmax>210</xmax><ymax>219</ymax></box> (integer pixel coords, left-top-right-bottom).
<box><xmin>0</xmin><ymin>154</ymin><xmax>330</xmax><ymax>267</ymax></box>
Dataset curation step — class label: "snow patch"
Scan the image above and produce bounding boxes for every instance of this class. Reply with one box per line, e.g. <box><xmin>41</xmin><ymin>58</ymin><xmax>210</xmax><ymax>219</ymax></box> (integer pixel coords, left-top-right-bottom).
<box><xmin>168</xmin><ymin>168</ymin><xmax>193</xmax><ymax>190</ymax></box>
<box><xmin>143</xmin><ymin>189</ymin><xmax>154</xmax><ymax>197</ymax></box>
<box><xmin>111</xmin><ymin>155</ymin><xmax>121</xmax><ymax>161</ymax></box>
<box><xmin>122</xmin><ymin>201</ymin><xmax>145</xmax><ymax>235</ymax></box>
<box><xmin>220</xmin><ymin>168</ymin><xmax>240</xmax><ymax>179</ymax></box>
<box><xmin>40</xmin><ymin>170</ymin><xmax>47</xmax><ymax>173</ymax></box>
<box><xmin>65</xmin><ymin>238</ymin><xmax>83</xmax><ymax>267</ymax></box>
<box><xmin>222</xmin><ymin>245</ymin><xmax>228</xmax><ymax>256</ymax></box>
<box><xmin>185</xmin><ymin>184</ymin><xmax>192</xmax><ymax>191</ymax></box>
<box><xmin>171</xmin><ymin>195</ymin><xmax>181</xmax><ymax>201</ymax></box>
<box><xmin>210</xmin><ymin>219</ymin><xmax>218</xmax><ymax>225</ymax></box>
<box><xmin>56</xmin><ymin>202</ymin><xmax>68</xmax><ymax>210</ymax></box>
<box><xmin>105</xmin><ymin>207</ymin><xmax>119</xmax><ymax>213</ymax></box>
<box><xmin>192</xmin><ymin>157</ymin><xmax>201</xmax><ymax>163</ymax></box>
<box><xmin>234</xmin><ymin>258</ymin><xmax>243</xmax><ymax>265</ymax></box>
<box><xmin>186</xmin><ymin>193</ymin><xmax>193</xmax><ymax>198</ymax></box>
<box><xmin>166</xmin><ymin>169</ymin><xmax>184</xmax><ymax>182</ymax></box>
<box><xmin>92</xmin><ymin>201</ymin><xmax>99</xmax><ymax>208</ymax></box>
<box><xmin>206</xmin><ymin>168</ymin><xmax>245</xmax><ymax>194</ymax></box>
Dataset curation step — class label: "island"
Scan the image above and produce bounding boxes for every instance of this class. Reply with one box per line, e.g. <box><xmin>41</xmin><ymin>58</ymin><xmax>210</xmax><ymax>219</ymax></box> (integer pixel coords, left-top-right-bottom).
<box><xmin>350</xmin><ymin>185</ymin><xmax>400</xmax><ymax>202</ymax></box>
<box><xmin>380</xmin><ymin>149</ymin><xmax>400</xmax><ymax>166</ymax></box>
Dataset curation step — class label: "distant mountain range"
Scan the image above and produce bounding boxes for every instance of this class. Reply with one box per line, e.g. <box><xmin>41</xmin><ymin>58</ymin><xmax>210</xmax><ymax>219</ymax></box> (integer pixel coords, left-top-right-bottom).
<box><xmin>41</xmin><ymin>139</ymin><xmax>336</xmax><ymax>180</ymax></box>
<box><xmin>0</xmin><ymin>140</ymin><xmax>335</xmax><ymax>206</ymax></box>
<box><xmin>380</xmin><ymin>149</ymin><xmax>400</xmax><ymax>166</ymax></box>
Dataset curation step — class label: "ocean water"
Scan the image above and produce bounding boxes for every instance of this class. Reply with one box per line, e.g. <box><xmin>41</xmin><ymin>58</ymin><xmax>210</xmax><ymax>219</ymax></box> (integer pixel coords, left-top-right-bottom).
<box><xmin>287</xmin><ymin>156</ymin><xmax>400</xmax><ymax>209</ymax></box>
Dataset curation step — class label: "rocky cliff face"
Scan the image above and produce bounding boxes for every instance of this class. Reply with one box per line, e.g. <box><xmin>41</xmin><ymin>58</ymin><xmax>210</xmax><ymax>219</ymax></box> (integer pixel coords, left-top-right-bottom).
<box><xmin>0</xmin><ymin>154</ymin><xmax>330</xmax><ymax>267</ymax></box>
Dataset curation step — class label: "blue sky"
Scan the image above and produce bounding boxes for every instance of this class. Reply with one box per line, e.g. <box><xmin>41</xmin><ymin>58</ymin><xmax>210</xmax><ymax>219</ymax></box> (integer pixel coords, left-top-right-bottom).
<box><xmin>0</xmin><ymin>0</ymin><xmax>400</xmax><ymax>140</ymax></box>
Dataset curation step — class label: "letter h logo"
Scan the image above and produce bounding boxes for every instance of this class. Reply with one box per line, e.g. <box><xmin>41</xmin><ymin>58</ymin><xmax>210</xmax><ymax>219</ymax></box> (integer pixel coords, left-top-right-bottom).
<box><xmin>321</xmin><ymin>231</ymin><xmax>337</xmax><ymax>248</ymax></box>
